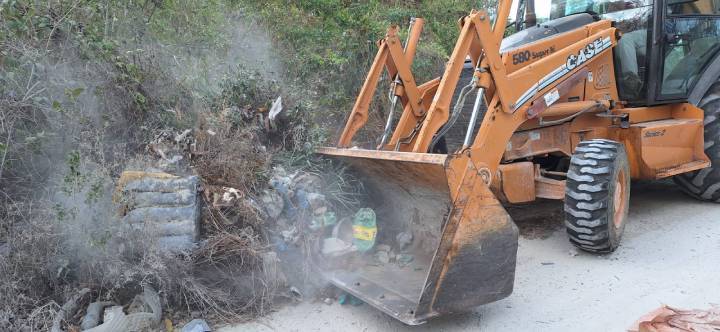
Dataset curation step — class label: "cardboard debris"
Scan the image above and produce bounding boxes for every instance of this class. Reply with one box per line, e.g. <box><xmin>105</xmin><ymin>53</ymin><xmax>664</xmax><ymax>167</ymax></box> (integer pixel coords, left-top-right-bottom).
<box><xmin>221</xmin><ymin>187</ymin><xmax>242</xmax><ymax>204</ymax></box>
<box><xmin>260</xmin><ymin>189</ymin><xmax>284</xmax><ymax>219</ymax></box>
<box><xmin>629</xmin><ymin>305</ymin><xmax>720</xmax><ymax>332</ymax></box>
<box><xmin>268</xmin><ymin>96</ymin><xmax>283</xmax><ymax>130</ymax></box>
<box><xmin>321</xmin><ymin>237</ymin><xmax>352</xmax><ymax>256</ymax></box>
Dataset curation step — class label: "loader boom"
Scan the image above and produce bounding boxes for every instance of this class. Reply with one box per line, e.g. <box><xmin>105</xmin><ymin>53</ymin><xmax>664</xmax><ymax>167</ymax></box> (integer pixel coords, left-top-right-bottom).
<box><xmin>338</xmin><ymin>20</ymin><xmax>427</xmax><ymax>147</ymax></box>
<box><xmin>338</xmin><ymin>4</ymin><xmax>620</xmax><ymax>166</ymax></box>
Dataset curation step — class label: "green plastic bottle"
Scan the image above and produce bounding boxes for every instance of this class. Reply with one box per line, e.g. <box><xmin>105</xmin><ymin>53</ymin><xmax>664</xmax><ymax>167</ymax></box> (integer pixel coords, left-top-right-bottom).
<box><xmin>352</xmin><ymin>208</ymin><xmax>377</xmax><ymax>252</ymax></box>
<box><xmin>310</xmin><ymin>211</ymin><xmax>337</xmax><ymax>231</ymax></box>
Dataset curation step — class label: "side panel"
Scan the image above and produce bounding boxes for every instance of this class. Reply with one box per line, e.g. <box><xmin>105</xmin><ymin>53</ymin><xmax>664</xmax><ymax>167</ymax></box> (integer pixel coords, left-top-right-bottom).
<box><xmin>619</xmin><ymin>119</ymin><xmax>708</xmax><ymax>179</ymax></box>
<box><xmin>514</xmin><ymin>103</ymin><xmax>709</xmax><ymax>181</ymax></box>
<box><xmin>612</xmin><ymin>104</ymin><xmax>709</xmax><ymax>179</ymax></box>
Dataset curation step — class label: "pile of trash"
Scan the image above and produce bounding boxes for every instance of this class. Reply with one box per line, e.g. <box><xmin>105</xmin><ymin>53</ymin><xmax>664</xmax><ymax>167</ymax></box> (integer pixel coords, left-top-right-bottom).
<box><xmin>258</xmin><ymin>166</ymin><xmax>418</xmax><ymax>299</ymax></box>
<box><xmin>114</xmin><ymin>171</ymin><xmax>201</xmax><ymax>253</ymax></box>
<box><xmin>49</xmin><ymin>285</ymin><xmax>210</xmax><ymax>332</ymax></box>
<box><xmin>261</xmin><ymin>166</ymin><xmax>382</xmax><ymax>257</ymax></box>
<box><xmin>50</xmin><ymin>285</ymin><xmax>212</xmax><ymax>332</ymax></box>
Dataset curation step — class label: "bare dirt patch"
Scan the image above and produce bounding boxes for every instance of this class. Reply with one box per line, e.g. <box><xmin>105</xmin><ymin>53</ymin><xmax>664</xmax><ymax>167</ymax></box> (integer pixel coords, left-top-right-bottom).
<box><xmin>506</xmin><ymin>200</ymin><xmax>564</xmax><ymax>240</ymax></box>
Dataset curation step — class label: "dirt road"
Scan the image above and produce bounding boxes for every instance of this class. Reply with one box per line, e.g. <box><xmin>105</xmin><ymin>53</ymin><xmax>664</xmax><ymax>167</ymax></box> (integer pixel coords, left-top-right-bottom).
<box><xmin>222</xmin><ymin>181</ymin><xmax>720</xmax><ymax>332</ymax></box>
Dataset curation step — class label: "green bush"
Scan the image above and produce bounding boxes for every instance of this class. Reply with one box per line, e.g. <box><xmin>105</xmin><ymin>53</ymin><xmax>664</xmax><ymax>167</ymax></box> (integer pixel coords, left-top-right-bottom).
<box><xmin>237</xmin><ymin>0</ymin><xmax>489</xmax><ymax>143</ymax></box>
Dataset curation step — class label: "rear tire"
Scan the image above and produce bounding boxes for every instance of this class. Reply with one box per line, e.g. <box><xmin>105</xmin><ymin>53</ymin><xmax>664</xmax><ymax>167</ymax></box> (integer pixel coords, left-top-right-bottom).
<box><xmin>564</xmin><ymin>139</ymin><xmax>630</xmax><ymax>253</ymax></box>
<box><xmin>674</xmin><ymin>82</ymin><xmax>720</xmax><ymax>201</ymax></box>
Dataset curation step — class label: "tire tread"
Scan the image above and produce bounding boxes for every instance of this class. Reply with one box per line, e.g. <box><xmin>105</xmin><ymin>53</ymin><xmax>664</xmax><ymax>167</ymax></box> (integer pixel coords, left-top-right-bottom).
<box><xmin>565</xmin><ymin>140</ymin><xmax>626</xmax><ymax>253</ymax></box>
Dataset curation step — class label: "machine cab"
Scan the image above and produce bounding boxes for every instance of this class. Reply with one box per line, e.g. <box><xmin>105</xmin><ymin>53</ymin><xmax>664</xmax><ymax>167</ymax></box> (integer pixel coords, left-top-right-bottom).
<box><xmin>508</xmin><ymin>0</ymin><xmax>720</xmax><ymax>106</ymax></box>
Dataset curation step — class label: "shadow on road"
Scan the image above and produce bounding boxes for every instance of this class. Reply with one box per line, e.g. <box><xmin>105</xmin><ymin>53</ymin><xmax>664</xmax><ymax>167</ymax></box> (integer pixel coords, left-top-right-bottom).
<box><xmin>505</xmin><ymin>179</ymin><xmax>703</xmax><ymax>240</ymax></box>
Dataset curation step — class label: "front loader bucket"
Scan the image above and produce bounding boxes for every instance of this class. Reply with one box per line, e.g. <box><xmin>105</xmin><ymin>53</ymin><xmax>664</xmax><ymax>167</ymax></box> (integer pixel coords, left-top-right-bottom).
<box><xmin>315</xmin><ymin>148</ymin><xmax>519</xmax><ymax>325</ymax></box>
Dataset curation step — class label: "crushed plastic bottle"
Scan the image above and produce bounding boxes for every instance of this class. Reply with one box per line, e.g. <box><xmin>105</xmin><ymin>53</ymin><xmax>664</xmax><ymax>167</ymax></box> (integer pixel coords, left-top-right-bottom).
<box><xmin>352</xmin><ymin>208</ymin><xmax>377</xmax><ymax>252</ymax></box>
<box><xmin>310</xmin><ymin>211</ymin><xmax>337</xmax><ymax>231</ymax></box>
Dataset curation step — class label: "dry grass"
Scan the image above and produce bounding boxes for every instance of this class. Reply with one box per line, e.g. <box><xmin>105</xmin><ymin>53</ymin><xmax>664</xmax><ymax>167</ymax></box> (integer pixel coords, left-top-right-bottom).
<box><xmin>193</xmin><ymin>114</ymin><xmax>271</xmax><ymax>193</ymax></box>
<box><xmin>184</xmin><ymin>109</ymin><xmax>279</xmax><ymax>321</ymax></box>
<box><xmin>0</xmin><ymin>63</ymin><xmax>279</xmax><ymax>332</ymax></box>
<box><xmin>0</xmin><ymin>4</ymin><xmax>295</xmax><ymax>328</ymax></box>
<box><xmin>0</xmin><ymin>212</ymin><xmax>62</xmax><ymax>330</ymax></box>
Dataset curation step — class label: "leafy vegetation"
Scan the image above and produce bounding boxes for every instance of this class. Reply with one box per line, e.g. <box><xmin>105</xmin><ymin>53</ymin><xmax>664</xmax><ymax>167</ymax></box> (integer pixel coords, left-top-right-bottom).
<box><xmin>240</xmin><ymin>0</ymin><xmax>488</xmax><ymax>138</ymax></box>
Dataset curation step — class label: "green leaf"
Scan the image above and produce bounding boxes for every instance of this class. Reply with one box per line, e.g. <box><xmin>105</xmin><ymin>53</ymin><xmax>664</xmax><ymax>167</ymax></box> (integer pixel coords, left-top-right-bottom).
<box><xmin>64</xmin><ymin>87</ymin><xmax>84</xmax><ymax>100</ymax></box>
<box><xmin>71</xmin><ymin>87</ymin><xmax>84</xmax><ymax>98</ymax></box>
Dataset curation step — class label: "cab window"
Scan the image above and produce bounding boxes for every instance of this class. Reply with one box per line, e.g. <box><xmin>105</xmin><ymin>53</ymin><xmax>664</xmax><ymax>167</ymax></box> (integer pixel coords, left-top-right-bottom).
<box><xmin>517</xmin><ymin>0</ymin><xmax>652</xmax><ymax>101</ymax></box>
<box><xmin>668</xmin><ymin>0</ymin><xmax>720</xmax><ymax>15</ymax></box>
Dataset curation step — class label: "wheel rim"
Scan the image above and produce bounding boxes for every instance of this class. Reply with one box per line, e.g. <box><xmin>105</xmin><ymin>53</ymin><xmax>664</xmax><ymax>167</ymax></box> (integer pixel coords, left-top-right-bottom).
<box><xmin>613</xmin><ymin>169</ymin><xmax>627</xmax><ymax>228</ymax></box>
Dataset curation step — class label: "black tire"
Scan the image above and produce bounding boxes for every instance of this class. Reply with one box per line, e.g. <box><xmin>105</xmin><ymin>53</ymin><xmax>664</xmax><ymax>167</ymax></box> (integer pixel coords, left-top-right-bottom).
<box><xmin>564</xmin><ymin>139</ymin><xmax>630</xmax><ymax>253</ymax></box>
<box><xmin>674</xmin><ymin>82</ymin><xmax>720</xmax><ymax>201</ymax></box>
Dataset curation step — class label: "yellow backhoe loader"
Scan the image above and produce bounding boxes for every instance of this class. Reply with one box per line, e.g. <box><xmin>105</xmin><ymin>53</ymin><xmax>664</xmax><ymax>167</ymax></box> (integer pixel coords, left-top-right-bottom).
<box><xmin>315</xmin><ymin>0</ymin><xmax>720</xmax><ymax>324</ymax></box>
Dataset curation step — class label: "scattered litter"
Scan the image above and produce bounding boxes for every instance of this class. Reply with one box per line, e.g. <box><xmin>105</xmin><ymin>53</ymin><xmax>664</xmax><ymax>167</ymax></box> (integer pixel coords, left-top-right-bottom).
<box><xmin>50</xmin><ymin>288</ymin><xmax>91</xmax><ymax>332</ymax></box>
<box><xmin>102</xmin><ymin>306</ymin><xmax>123</xmax><ymax>324</ymax></box>
<box><xmin>269</xmin><ymin>176</ymin><xmax>297</xmax><ymax>217</ymax></box>
<box><xmin>128</xmin><ymin>292</ymin><xmax>152</xmax><ymax>314</ymax></box>
<box><xmin>387</xmin><ymin>250</ymin><xmax>396</xmax><ymax>261</ymax></box>
<box><xmin>293</xmin><ymin>189</ymin><xmax>308</xmax><ymax>210</ymax></box>
<box><xmin>268</xmin><ymin>167</ymin><xmax>292</xmax><ymax>190</ymax></box>
<box><xmin>260</xmin><ymin>189</ymin><xmax>284</xmax><ymax>220</ymax></box>
<box><xmin>313</xmin><ymin>206</ymin><xmax>328</xmax><ymax>215</ymax></box>
<box><xmin>374</xmin><ymin>250</ymin><xmax>390</xmax><ymax>264</ymax></box>
<box><xmin>280</xmin><ymin>226</ymin><xmax>298</xmax><ymax>244</ymax></box>
<box><xmin>174</xmin><ymin>129</ymin><xmax>192</xmax><ymax>144</ymax></box>
<box><xmin>143</xmin><ymin>128</ymin><xmax>197</xmax><ymax>173</ymax></box>
<box><xmin>81</xmin><ymin>301</ymin><xmax>114</xmax><ymax>330</ymax></box>
<box><xmin>396</xmin><ymin>254</ymin><xmax>414</xmax><ymax>267</ymax></box>
<box><xmin>338</xmin><ymin>293</ymin><xmax>364</xmax><ymax>306</ymax></box>
<box><xmin>83</xmin><ymin>285</ymin><xmax>162</xmax><ymax>332</ymax></box>
<box><xmin>289</xmin><ymin>286</ymin><xmax>303</xmax><ymax>300</ymax></box>
<box><xmin>310</xmin><ymin>211</ymin><xmax>337</xmax><ymax>231</ymax></box>
<box><xmin>306</xmin><ymin>192</ymin><xmax>326</xmax><ymax>210</ymax></box>
<box><xmin>221</xmin><ymin>187</ymin><xmax>242</xmax><ymax>204</ymax></box>
<box><xmin>181</xmin><ymin>319</ymin><xmax>211</xmax><ymax>332</ymax></box>
<box><xmin>322</xmin><ymin>237</ymin><xmax>352</xmax><ymax>256</ymax></box>
<box><xmin>629</xmin><ymin>305</ymin><xmax>720</xmax><ymax>332</ymax></box>
<box><xmin>267</xmin><ymin>96</ymin><xmax>283</xmax><ymax>130</ymax></box>
<box><xmin>323</xmin><ymin>298</ymin><xmax>334</xmax><ymax>305</ymax></box>
<box><xmin>159</xmin><ymin>155</ymin><xmax>184</xmax><ymax>167</ymax></box>
<box><xmin>374</xmin><ymin>244</ymin><xmax>392</xmax><ymax>265</ymax></box>
<box><xmin>375</xmin><ymin>244</ymin><xmax>391</xmax><ymax>253</ymax></box>
<box><xmin>291</xmin><ymin>172</ymin><xmax>322</xmax><ymax>192</ymax></box>
<box><xmin>395</xmin><ymin>232</ymin><xmax>413</xmax><ymax>250</ymax></box>
<box><xmin>541</xmin><ymin>262</ymin><xmax>555</xmax><ymax>266</ymax></box>
<box><xmin>272</xmin><ymin>235</ymin><xmax>288</xmax><ymax>252</ymax></box>
<box><xmin>116</xmin><ymin>171</ymin><xmax>200</xmax><ymax>252</ymax></box>
<box><xmin>352</xmin><ymin>208</ymin><xmax>377</xmax><ymax>252</ymax></box>
<box><xmin>261</xmin><ymin>251</ymin><xmax>287</xmax><ymax>287</ymax></box>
